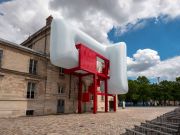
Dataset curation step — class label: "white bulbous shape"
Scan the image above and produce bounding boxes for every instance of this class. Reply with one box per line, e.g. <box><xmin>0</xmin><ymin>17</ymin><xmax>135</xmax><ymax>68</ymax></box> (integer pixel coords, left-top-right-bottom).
<box><xmin>50</xmin><ymin>19</ymin><xmax>128</xmax><ymax>94</ymax></box>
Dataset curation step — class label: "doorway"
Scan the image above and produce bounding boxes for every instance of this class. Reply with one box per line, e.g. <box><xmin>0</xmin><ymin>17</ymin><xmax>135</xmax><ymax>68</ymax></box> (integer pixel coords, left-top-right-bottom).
<box><xmin>109</xmin><ymin>101</ymin><xmax>114</xmax><ymax>111</ymax></box>
<box><xmin>57</xmin><ymin>99</ymin><xmax>65</xmax><ymax>113</ymax></box>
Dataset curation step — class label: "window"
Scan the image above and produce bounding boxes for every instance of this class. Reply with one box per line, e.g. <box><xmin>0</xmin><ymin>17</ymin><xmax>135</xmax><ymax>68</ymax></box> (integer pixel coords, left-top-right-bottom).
<box><xmin>58</xmin><ymin>85</ymin><xmax>65</xmax><ymax>94</ymax></box>
<box><xmin>27</xmin><ymin>82</ymin><xmax>36</xmax><ymax>99</ymax></box>
<box><xmin>26</xmin><ymin>110</ymin><xmax>34</xmax><ymax>116</ymax></box>
<box><xmin>29</xmin><ymin>59</ymin><xmax>38</xmax><ymax>74</ymax></box>
<box><xmin>59</xmin><ymin>67</ymin><xmax>64</xmax><ymax>76</ymax></box>
<box><xmin>96</xmin><ymin>57</ymin><xmax>105</xmax><ymax>73</ymax></box>
<box><xmin>0</xmin><ymin>50</ymin><xmax>3</xmax><ymax>67</ymax></box>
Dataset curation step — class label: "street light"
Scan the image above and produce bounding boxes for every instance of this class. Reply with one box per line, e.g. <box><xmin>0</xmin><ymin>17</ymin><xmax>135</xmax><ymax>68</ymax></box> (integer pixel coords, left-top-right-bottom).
<box><xmin>157</xmin><ymin>77</ymin><xmax>160</xmax><ymax>84</ymax></box>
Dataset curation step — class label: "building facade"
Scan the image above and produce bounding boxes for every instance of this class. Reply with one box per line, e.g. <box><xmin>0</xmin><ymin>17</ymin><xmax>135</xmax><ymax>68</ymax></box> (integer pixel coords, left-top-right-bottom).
<box><xmin>0</xmin><ymin>16</ymin><xmax>117</xmax><ymax>118</ymax></box>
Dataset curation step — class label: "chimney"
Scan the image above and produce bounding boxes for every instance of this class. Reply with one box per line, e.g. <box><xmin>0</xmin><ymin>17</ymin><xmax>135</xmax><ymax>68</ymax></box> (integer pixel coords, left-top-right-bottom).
<box><xmin>46</xmin><ymin>15</ymin><xmax>53</xmax><ymax>26</ymax></box>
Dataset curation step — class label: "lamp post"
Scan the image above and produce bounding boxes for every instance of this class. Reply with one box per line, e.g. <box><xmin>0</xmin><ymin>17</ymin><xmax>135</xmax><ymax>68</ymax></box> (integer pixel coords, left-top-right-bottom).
<box><xmin>157</xmin><ymin>77</ymin><xmax>160</xmax><ymax>84</ymax></box>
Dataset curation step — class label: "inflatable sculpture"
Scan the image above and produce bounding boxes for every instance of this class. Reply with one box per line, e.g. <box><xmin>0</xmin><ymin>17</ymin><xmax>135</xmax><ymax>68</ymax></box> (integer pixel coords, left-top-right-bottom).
<box><xmin>50</xmin><ymin>19</ymin><xmax>128</xmax><ymax>113</ymax></box>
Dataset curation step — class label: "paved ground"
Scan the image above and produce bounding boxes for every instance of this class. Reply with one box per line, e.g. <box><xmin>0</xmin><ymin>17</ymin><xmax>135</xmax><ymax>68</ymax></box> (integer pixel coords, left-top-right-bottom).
<box><xmin>0</xmin><ymin>107</ymin><xmax>177</xmax><ymax>135</ymax></box>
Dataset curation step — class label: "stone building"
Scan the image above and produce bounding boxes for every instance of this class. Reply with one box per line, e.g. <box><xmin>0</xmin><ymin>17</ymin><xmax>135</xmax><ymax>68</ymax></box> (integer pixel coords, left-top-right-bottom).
<box><xmin>0</xmin><ymin>16</ymin><xmax>117</xmax><ymax>118</ymax></box>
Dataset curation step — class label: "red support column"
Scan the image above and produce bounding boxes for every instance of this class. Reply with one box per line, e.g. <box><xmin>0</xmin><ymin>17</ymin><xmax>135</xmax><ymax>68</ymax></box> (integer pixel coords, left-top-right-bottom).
<box><xmin>78</xmin><ymin>76</ymin><xmax>82</xmax><ymax>113</ymax></box>
<box><xmin>93</xmin><ymin>74</ymin><xmax>97</xmax><ymax>114</ymax></box>
<box><xmin>105</xmin><ymin>79</ymin><xmax>108</xmax><ymax>112</ymax></box>
<box><xmin>113</xmin><ymin>95</ymin><xmax>117</xmax><ymax>112</ymax></box>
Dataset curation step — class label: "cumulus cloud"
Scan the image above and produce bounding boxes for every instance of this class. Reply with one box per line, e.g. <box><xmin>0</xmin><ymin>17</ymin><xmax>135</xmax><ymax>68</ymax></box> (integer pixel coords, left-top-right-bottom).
<box><xmin>127</xmin><ymin>49</ymin><xmax>160</xmax><ymax>72</ymax></box>
<box><xmin>1</xmin><ymin>0</ymin><xmax>180</xmax><ymax>43</ymax></box>
<box><xmin>0</xmin><ymin>0</ymin><xmax>52</xmax><ymax>43</ymax></box>
<box><xmin>127</xmin><ymin>49</ymin><xmax>180</xmax><ymax>81</ymax></box>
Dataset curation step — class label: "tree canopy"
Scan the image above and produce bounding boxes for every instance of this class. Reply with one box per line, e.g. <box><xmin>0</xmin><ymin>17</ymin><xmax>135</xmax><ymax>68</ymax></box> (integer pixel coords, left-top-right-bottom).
<box><xmin>118</xmin><ymin>76</ymin><xmax>180</xmax><ymax>106</ymax></box>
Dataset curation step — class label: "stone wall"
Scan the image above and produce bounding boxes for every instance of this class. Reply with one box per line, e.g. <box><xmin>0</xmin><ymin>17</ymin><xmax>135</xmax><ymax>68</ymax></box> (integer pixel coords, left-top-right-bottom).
<box><xmin>0</xmin><ymin>72</ymin><xmax>46</xmax><ymax>117</ymax></box>
<box><xmin>0</xmin><ymin>41</ymin><xmax>48</xmax><ymax>117</ymax></box>
<box><xmin>0</xmin><ymin>17</ymin><xmax>118</xmax><ymax>117</ymax></box>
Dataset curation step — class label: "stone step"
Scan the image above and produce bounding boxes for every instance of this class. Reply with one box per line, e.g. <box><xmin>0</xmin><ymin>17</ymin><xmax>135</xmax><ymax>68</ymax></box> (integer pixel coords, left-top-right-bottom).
<box><xmin>124</xmin><ymin>108</ymin><xmax>180</xmax><ymax>135</ymax></box>
<box><xmin>156</xmin><ymin>116</ymin><xmax>180</xmax><ymax>125</ymax></box>
<box><xmin>134</xmin><ymin>125</ymin><xmax>171</xmax><ymax>135</ymax></box>
<box><xmin>125</xmin><ymin>128</ymin><xmax>145</xmax><ymax>135</ymax></box>
<box><xmin>141</xmin><ymin>122</ymin><xmax>178</xmax><ymax>134</ymax></box>
<box><xmin>146</xmin><ymin>120</ymin><xmax>179</xmax><ymax>130</ymax></box>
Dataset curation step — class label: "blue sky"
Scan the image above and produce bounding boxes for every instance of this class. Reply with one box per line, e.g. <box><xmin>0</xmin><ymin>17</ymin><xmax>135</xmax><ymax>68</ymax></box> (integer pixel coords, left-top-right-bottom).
<box><xmin>108</xmin><ymin>18</ymin><xmax>180</xmax><ymax>60</ymax></box>
<box><xmin>0</xmin><ymin>0</ymin><xmax>11</xmax><ymax>4</ymax></box>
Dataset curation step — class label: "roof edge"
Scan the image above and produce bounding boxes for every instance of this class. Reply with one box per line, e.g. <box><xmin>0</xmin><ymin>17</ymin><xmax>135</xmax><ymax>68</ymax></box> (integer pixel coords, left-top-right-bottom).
<box><xmin>0</xmin><ymin>38</ymin><xmax>46</xmax><ymax>58</ymax></box>
<box><xmin>21</xmin><ymin>24</ymin><xmax>50</xmax><ymax>46</ymax></box>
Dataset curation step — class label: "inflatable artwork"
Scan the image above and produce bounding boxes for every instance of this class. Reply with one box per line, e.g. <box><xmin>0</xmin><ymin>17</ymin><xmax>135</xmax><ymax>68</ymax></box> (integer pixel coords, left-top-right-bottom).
<box><xmin>50</xmin><ymin>19</ymin><xmax>128</xmax><ymax>113</ymax></box>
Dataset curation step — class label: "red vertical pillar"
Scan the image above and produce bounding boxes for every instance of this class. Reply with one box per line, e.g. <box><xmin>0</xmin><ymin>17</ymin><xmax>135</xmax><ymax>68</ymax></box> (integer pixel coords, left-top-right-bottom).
<box><xmin>78</xmin><ymin>76</ymin><xmax>82</xmax><ymax>113</ymax></box>
<box><xmin>93</xmin><ymin>74</ymin><xmax>97</xmax><ymax>114</ymax></box>
<box><xmin>113</xmin><ymin>95</ymin><xmax>117</xmax><ymax>112</ymax></box>
<box><xmin>105</xmin><ymin>79</ymin><xmax>108</xmax><ymax>112</ymax></box>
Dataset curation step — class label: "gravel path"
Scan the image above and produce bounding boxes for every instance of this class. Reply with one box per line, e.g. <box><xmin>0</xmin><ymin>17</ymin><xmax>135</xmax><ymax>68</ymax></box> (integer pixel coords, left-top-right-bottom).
<box><xmin>0</xmin><ymin>107</ymin><xmax>177</xmax><ymax>135</ymax></box>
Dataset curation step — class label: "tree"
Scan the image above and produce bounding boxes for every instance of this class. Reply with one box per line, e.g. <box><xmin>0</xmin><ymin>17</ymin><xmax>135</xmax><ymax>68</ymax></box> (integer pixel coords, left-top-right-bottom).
<box><xmin>159</xmin><ymin>80</ymin><xmax>173</xmax><ymax>106</ymax></box>
<box><xmin>176</xmin><ymin>76</ymin><xmax>180</xmax><ymax>82</ymax></box>
<box><xmin>171</xmin><ymin>77</ymin><xmax>180</xmax><ymax>105</ymax></box>
<box><xmin>136</xmin><ymin>76</ymin><xmax>151</xmax><ymax>106</ymax></box>
<box><xmin>137</xmin><ymin>76</ymin><xmax>150</xmax><ymax>84</ymax></box>
<box><xmin>128</xmin><ymin>80</ymin><xmax>139</xmax><ymax>105</ymax></box>
<box><xmin>118</xmin><ymin>80</ymin><xmax>139</xmax><ymax>105</ymax></box>
<box><xmin>120</xmin><ymin>76</ymin><xmax>180</xmax><ymax>107</ymax></box>
<box><xmin>151</xmin><ymin>84</ymin><xmax>162</xmax><ymax>105</ymax></box>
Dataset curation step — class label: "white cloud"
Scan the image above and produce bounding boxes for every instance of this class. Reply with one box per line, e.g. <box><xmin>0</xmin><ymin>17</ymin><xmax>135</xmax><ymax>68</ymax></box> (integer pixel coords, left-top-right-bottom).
<box><xmin>0</xmin><ymin>0</ymin><xmax>51</xmax><ymax>43</ymax></box>
<box><xmin>49</xmin><ymin>0</ymin><xmax>180</xmax><ymax>39</ymax></box>
<box><xmin>1</xmin><ymin>0</ymin><xmax>180</xmax><ymax>43</ymax></box>
<box><xmin>127</xmin><ymin>49</ymin><xmax>160</xmax><ymax>72</ymax></box>
<box><xmin>127</xmin><ymin>49</ymin><xmax>180</xmax><ymax>81</ymax></box>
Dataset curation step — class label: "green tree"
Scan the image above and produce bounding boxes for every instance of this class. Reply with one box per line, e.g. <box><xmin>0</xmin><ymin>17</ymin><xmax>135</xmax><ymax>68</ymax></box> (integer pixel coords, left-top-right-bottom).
<box><xmin>136</xmin><ymin>76</ymin><xmax>151</xmax><ymax>106</ymax></box>
<box><xmin>119</xmin><ymin>76</ymin><xmax>180</xmax><ymax>107</ymax></box>
<box><xmin>176</xmin><ymin>76</ymin><xmax>180</xmax><ymax>82</ymax></box>
<box><xmin>171</xmin><ymin>77</ymin><xmax>180</xmax><ymax>105</ymax></box>
<box><xmin>151</xmin><ymin>84</ymin><xmax>162</xmax><ymax>105</ymax></box>
<box><xmin>137</xmin><ymin>76</ymin><xmax>150</xmax><ymax>84</ymax></box>
<box><xmin>119</xmin><ymin>80</ymin><xmax>139</xmax><ymax>105</ymax></box>
<box><xmin>159</xmin><ymin>80</ymin><xmax>173</xmax><ymax>105</ymax></box>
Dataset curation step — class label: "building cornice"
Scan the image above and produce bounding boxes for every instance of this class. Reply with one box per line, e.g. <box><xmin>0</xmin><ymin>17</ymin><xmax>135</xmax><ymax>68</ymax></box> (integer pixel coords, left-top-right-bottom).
<box><xmin>0</xmin><ymin>68</ymin><xmax>46</xmax><ymax>80</ymax></box>
<box><xmin>0</xmin><ymin>38</ymin><xmax>47</xmax><ymax>58</ymax></box>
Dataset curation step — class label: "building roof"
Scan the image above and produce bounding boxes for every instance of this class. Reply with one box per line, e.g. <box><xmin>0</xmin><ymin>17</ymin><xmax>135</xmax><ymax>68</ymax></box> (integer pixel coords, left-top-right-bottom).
<box><xmin>20</xmin><ymin>24</ymin><xmax>50</xmax><ymax>46</ymax></box>
<box><xmin>21</xmin><ymin>16</ymin><xmax>53</xmax><ymax>46</ymax></box>
<box><xmin>0</xmin><ymin>38</ymin><xmax>46</xmax><ymax>58</ymax></box>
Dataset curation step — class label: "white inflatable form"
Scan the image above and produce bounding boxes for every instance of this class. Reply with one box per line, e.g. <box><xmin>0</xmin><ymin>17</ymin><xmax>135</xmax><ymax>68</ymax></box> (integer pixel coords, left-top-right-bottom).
<box><xmin>50</xmin><ymin>19</ymin><xmax>128</xmax><ymax>94</ymax></box>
